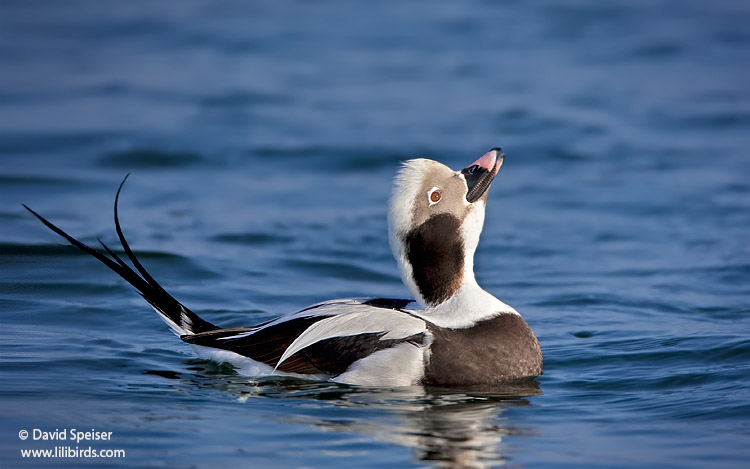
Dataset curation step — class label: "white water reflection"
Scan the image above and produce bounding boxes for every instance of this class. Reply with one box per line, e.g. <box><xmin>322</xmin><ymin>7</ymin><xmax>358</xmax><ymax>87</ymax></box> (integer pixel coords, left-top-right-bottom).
<box><xmin>183</xmin><ymin>365</ymin><xmax>541</xmax><ymax>467</ymax></box>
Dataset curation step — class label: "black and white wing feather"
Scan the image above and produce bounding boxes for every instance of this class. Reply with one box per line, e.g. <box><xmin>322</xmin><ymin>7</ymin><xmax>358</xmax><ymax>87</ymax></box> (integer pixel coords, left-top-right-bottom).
<box><xmin>184</xmin><ymin>299</ymin><xmax>428</xmax><ymax>376</ymax></box>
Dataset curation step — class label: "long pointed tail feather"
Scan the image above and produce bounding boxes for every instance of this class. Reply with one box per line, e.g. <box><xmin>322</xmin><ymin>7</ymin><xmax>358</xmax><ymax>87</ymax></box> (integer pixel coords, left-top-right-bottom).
<box><xmin>24</xmin><ymin>176</ymin><xmax>218</xmax><ymax>336</ymax></box>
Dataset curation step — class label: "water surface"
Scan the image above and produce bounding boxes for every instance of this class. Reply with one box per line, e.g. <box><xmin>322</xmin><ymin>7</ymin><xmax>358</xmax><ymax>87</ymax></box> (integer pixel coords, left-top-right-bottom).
<box><xmin>1</xmin><ymin>0</ymin><xmax>749</xmax><ymax>467</ymax></box>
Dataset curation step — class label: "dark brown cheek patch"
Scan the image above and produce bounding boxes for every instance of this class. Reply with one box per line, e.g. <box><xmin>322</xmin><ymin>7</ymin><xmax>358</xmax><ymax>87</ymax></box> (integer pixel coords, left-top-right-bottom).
<box><xmin>404</xmin><ymin>213</ymin><xmax>464</xmax><ymax>306</ymax></box>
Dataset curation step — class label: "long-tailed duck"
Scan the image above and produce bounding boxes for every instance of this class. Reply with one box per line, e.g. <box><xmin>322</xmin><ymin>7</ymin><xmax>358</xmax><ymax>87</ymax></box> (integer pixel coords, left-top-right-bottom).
<box><xmin>25</xmin><ymin>148</ymin><xmax>542</xmax><ymax>386</ymax></box>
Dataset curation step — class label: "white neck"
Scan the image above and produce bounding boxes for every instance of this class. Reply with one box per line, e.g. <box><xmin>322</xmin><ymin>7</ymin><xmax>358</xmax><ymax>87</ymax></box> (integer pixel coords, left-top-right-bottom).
<box><xmin>411</xmin><ymin>275</ymin><xmax>518</xmax><ymax>329</ymax></box>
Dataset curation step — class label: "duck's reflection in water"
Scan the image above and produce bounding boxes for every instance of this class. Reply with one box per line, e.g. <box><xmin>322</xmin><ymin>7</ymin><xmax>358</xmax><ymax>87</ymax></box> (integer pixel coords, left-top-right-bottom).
<box><xmin>171</xmin><ymin>361</ymin><xmax>541</xmax><ymax>468</ymax></box>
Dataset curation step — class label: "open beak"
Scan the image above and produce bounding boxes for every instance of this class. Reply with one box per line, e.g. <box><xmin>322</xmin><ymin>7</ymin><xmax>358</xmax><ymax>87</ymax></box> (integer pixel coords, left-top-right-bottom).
<box><xmin>461</xmin><ymin>148</ymin><xmax>504</xmax><ymax>203</ymax></box>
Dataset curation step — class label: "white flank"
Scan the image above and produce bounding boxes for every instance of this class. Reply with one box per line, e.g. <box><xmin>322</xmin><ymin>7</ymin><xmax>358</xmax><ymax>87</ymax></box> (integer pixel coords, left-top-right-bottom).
<box><xmin>333</xmin><ymin>342</ymin><xmax>426</xmax><ymax>386</ymax></box>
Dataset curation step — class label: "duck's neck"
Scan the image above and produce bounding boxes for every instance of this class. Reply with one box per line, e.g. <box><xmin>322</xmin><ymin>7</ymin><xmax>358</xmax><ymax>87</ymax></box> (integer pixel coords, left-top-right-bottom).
<box><xmin>394</xmin><ymin>243</ymin><xmax>518</xmax><ymax>328</ymax></box>
<box><xmin>417</xmin><ymin>275</ymin><xmax>518</xmax><ymax>329</ymax></box>
<box><xmin>390</xmin><ymin>202</ymin><xmax>516</xmax><ymax>326</ymax></box>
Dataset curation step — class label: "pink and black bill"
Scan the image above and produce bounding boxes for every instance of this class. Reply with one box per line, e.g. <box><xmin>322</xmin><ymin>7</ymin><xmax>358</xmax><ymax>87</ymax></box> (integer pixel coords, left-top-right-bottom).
<box><xmin>462</xmin><ymin>147</ymin><xmax>504</xmax><ymax>203</ymax></box>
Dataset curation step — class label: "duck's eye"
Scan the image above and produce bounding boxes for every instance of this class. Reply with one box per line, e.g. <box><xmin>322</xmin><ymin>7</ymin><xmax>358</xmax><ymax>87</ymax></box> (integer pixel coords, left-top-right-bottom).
<box><xmin>428</xmin><ymin>187</ymin><xmax>442</xmax><ymax>206</ymax></box>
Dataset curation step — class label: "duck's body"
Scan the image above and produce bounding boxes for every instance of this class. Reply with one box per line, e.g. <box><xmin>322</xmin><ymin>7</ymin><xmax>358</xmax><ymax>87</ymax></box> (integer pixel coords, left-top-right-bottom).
<box><xmin>26</xmin><ymin>149</ymin><xmax>542</xmax><ymax>387</ymax></box>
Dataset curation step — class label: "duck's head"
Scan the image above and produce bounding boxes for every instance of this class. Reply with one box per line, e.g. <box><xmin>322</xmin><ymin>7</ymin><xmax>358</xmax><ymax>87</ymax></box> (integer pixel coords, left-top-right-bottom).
<box><xmin>388</xmin><ymin>148</ymin><xmax>504</xmax><ymax>308</ymax></box>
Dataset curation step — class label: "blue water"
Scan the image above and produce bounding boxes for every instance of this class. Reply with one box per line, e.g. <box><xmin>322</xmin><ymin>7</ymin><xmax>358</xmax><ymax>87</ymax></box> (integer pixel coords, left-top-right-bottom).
<box><xmin>2</xmin><ymin>0</ymin><xmax>749</xmax><ymax>467</ymax></box>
